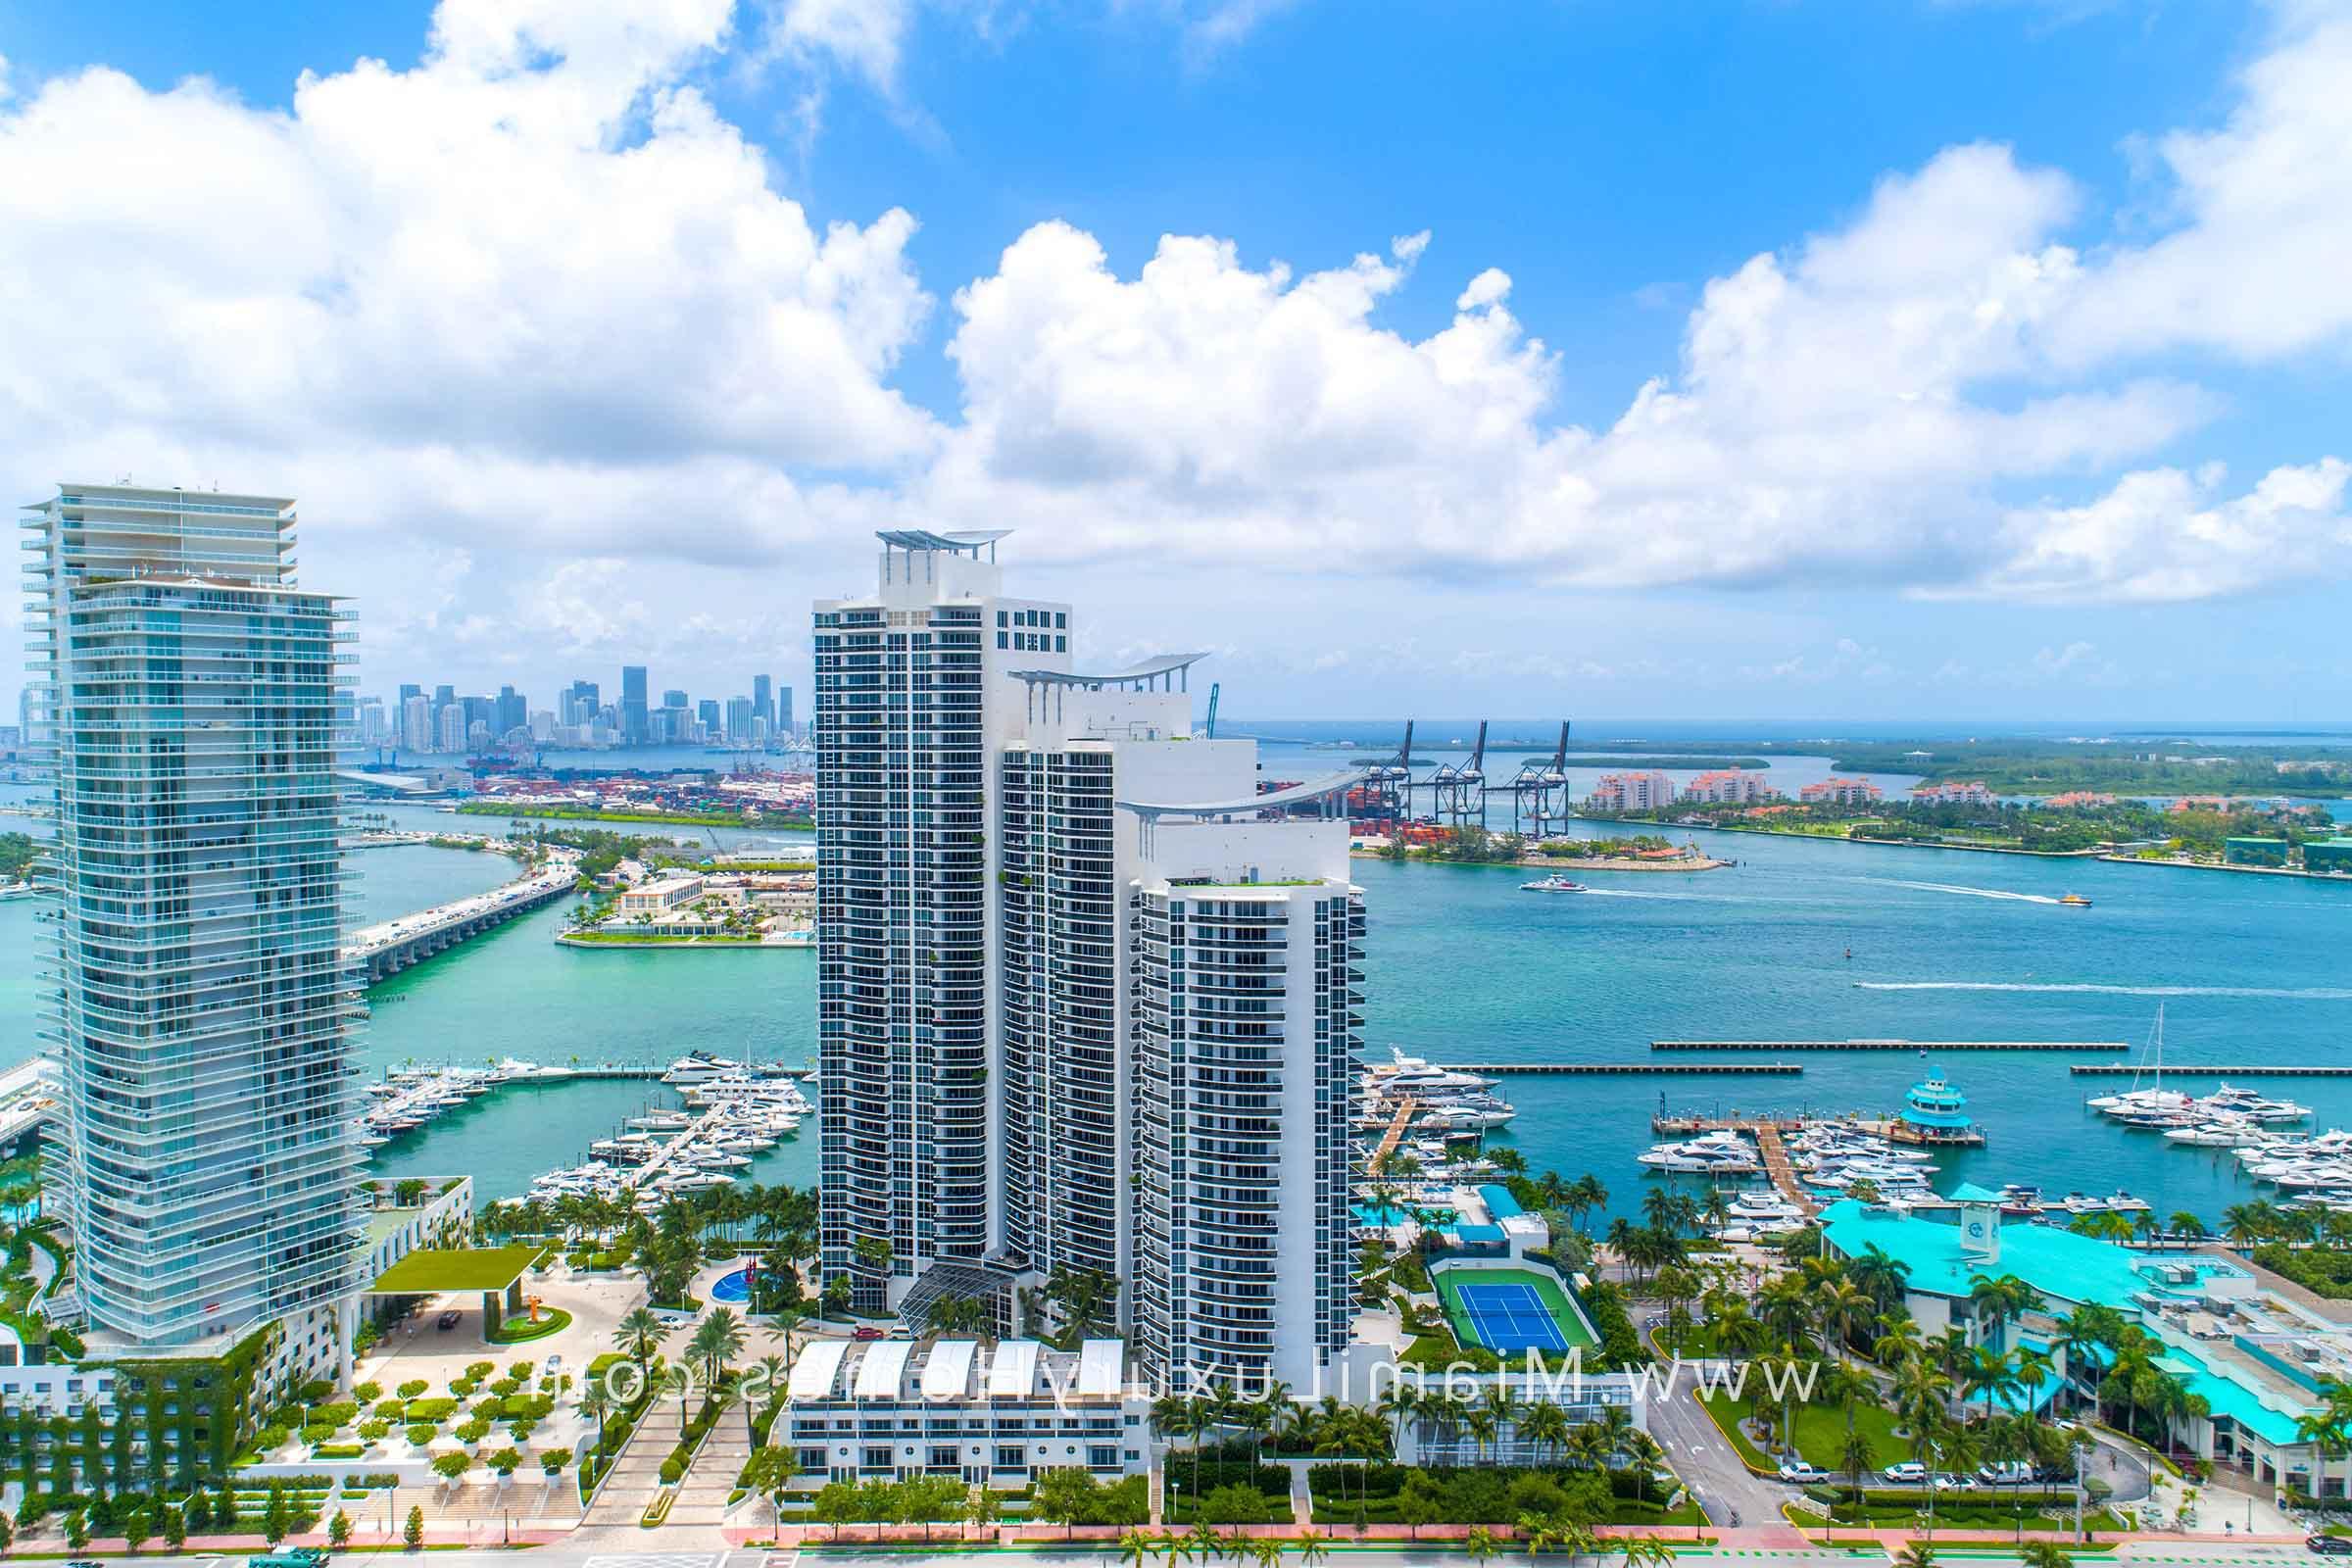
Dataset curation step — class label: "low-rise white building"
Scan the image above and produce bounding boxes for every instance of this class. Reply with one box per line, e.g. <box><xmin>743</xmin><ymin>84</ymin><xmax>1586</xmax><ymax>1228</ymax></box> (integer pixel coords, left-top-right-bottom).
<box><xmin>616</xmin><ymin>873</ymin><xmax>705</xmax><ymax>913</ymax></box>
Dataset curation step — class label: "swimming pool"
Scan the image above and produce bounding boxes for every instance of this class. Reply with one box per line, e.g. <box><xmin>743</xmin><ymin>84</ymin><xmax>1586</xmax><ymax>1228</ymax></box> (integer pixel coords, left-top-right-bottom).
<box><xmin>710</xmin><ymin>1267</ymin><xmax>751</xmax><ymax>1303</ymax></box>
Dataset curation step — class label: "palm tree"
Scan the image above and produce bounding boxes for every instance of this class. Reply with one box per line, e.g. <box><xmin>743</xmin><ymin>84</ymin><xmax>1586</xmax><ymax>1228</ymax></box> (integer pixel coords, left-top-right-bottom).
<box><xmin>1839</xmin><ymin>1426</ymin><xmax>1876</xmax><ymax>1502</ymax></box>
<box><xmin>1122</xmin><ymin>1527</ymin><xmax>1157</xmax><ymax>1568</ymax></box>
<box><xmin>1626</xmin><ymin>1430</ymin><xmax>1667</xmax><ymax>1509</ymax></box>
<box><xmin>2018</xmin><ymin>1543</ymin><xmax>2073</xmax><ymax>1568</ymax></box>
<box><xmin>1298</xmin><ymin>1529</ymin><xmax>1331</xmax><ymax>1568</ymax></box>
<box><xmin>1465</xmin><ymin>1526</ymin><xmax>1499</xmax><ymax>1568</ymax></box>
<box><xmin>578</xmin><ymin>1383</ymin><xmax>614</xmax><ymax>1450</ymax></box>
<box><xmin>1893</xmin><ymin>1544</ymin><xmax>1936</xmax><ymax>1568</ymax></box>
<box><xmin>1963</xmin><ymin>1345</ymin><xmax>2024</xmax><ymax>1422</ymax></box>
<box><xmin>1815</xmin><ymin>1277</ymin><xmax>1870</xmax><ymax>1363</ymax></box>
<box><xmin>1518</xmin><ymin>1402</ymin><xmax>1571</xmax><ymax>1468</ymax></box>
<box><xmin>614</xmin><ymin>1306</ymin><xmax>671</xmax><ymax>1383</ymax></box>
<box><xmin>1374</xmin><ymin>1382</ymin><xmax>1423</xmax><ymax>1459</ymax></box>
<box><xmin>662</xmin><ymin>1361</ymin><xmax>697</xmax><ymax>1424</ymax></box>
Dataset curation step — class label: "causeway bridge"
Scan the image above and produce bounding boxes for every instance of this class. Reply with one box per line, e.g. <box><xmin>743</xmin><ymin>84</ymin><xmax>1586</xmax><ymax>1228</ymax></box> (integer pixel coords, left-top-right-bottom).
<box><xmin>344</xmin><ymin>849</ymin><xmax>581</xmax><ymax>984</ymax></box>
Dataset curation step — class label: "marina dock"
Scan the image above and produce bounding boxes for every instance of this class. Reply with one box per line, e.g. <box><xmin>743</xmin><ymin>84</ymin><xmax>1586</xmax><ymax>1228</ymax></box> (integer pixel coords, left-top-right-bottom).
<box><xmin>2072</xmin><ymin>1063</ymin><xmax>2352</xmax><ymax>1078</ymax></box>
<box><xmin>1651</xmin><ymin>1038</ymin><xmax>2126</xmax><ymax>1052</ymax></box>
<box><xmin>1442</xmin><ymin>1061</ymin><xmax>1802</xmax><ymax>1075</ymax></box>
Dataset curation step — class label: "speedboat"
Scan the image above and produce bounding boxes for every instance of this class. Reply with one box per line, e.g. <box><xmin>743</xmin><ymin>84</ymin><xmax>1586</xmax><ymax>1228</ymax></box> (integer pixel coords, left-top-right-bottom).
<box><xmin>2059</xmin><ymin>894</ymin><xmax>2092</xmax><ymax>906</ymax></box>
<box><xmin>1520</xmin><ymin>874</ymin><xmax>1588</xmax><ymax>893</ymax></box>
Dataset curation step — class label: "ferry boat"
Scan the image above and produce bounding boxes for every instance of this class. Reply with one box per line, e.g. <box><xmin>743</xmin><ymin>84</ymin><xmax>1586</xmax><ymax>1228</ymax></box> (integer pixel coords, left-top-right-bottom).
<box><xmin>2059</xmin><ymin>893</ymin><xmax>2092</xmax><ymax>906</ymax></box>
<box><xmin>1519</xmin><ymin>873</ymin><xmax>1589</xmax><ymax>894</ymax></box>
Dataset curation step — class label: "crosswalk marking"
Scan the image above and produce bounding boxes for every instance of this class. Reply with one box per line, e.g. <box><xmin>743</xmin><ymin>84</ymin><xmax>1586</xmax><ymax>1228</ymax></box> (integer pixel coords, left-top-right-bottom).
<box><xmin>582</xmin><ymin>1553</ymin><xmax>721</xmax><ymax>1568</ymax></box>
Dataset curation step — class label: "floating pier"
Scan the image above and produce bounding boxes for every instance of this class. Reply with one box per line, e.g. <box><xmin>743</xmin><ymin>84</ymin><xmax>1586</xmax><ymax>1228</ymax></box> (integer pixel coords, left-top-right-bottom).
<box><xmin>2071</xmin><ymin>1063</ymin><xmax>2352</xmax><ymax>1078</ymax></box>
<box><xmin>1652</xmin><ymin>1038</ymin><xmax>2125</xmax><ymax>1053</ymax></box>
<box><xmin>1442</xmin><ymin>1061</ymin><xmax>1802</xmax><ymax>1076</ymax></box>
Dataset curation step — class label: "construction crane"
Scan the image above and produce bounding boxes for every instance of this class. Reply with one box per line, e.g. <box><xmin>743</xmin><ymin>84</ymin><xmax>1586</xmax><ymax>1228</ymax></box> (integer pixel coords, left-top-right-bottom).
<box><xmin>1204</xmin><ymin>683</ymin><xmax>1220</xmax><ymax>738</ymax></box>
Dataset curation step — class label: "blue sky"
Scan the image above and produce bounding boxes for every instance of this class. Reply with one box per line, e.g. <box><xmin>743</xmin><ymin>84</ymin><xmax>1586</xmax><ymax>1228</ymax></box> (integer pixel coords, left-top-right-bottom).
<box><xmin>1</xmin><ymin>0</ymin><xmax>2345</xmax><ymax>722</ymax></box>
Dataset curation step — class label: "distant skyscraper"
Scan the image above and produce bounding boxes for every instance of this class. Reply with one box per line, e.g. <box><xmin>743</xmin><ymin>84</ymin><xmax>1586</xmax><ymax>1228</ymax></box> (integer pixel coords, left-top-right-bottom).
<box><xmin>437</xmin><ymin>706</ymin><xmax>466</xmax><ymax>753</ymax></box>
<box><xmin>778</xmin><ymin>683</ymin><xmax>794</xmax><ymax>738</ymax></box>
<box><xmin>23</xmin><ymin>484</ymin><xmax>358</xmax><ymax>1360</ymax></box>
<box><xmin>697</xmin><ymin>698</ymin><xmax>720</xmax><ymax>735</ymax></box>
<box><xmin>397</xmin><ymin>681</ymin><xmax>422</xmax><ymax>706</ymax></box>
<box><xmin>753</xmin><ymin>673</ymin><xmax>772</xmax><ymax>729</ymax></box>
<box><xmin>620</xmin><ymin>665</ymin><xmax>649</xmax><ymax>745</ymax></box>
<box><xmin>564</xmin><ymin>679</ymin><xmax>600</xmax><ymax>727</ymax></box>
<box><xmin>401</xmin><ymin>694</ymin><xmax>433</xmax><ymax>753</ymax></box>
<box><xmin>725</xmin><ymin>695</ymin><xmax>754</xmax><ymax>744</ymax></box>
<box><xmin>813</xmin><ymin>530</ymin><xmax>1359</xmax><ymax>1390</ymax></box>
<box><xmin>496</xmin><ymin>684</ymin><xmax>526</xmax><ymax>735</ymax></box>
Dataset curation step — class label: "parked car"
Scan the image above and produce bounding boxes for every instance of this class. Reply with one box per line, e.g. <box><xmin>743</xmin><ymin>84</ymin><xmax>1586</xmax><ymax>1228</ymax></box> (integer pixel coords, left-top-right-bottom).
<box><xmin>853</xmin><ymin>1325</ymin><xmax>887</xmax><ymax>1341</ymax></box>
<box><xmin>1931</xmin><ymin>1472</ymin><xmax>1974</xmax><ymax>1492</ymax></box>
<box><xmin>1882</xmin><ymin>1461</ymin><xmax>1928</xmax><ymax>1484</ymax></box>
<box><xmin>1978</xmin><ymin>1460</ymin><xmax>2034</xmax><ymax>1487</ymax></box>
<box><xmin>435</xmin><ymin>1309</ymin><xmax>461</xmax><ymax>1330</ymax></box>
<box><xmin>2307</xmin><ymin>1536</ymin><xmax>2352</xmax><ymax>1556</ymax></box>
<box><xmin>1777</xmin><ymin>1459</ymin><xmax>1829</xmax><ymax>1483</ymax></box>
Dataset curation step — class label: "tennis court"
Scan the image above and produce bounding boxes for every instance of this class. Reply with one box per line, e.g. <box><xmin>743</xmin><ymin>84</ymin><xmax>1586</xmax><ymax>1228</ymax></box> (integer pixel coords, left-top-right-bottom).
<box><xmin>1455</xmin><ymin>1281</ymin><xmax>1569</xmax><ymax>1353</ymax></box>
<box><xmin>1433</xmin><ymin>1263</ymin><xmax>1598</xmax><ymax>1356</ymax></box>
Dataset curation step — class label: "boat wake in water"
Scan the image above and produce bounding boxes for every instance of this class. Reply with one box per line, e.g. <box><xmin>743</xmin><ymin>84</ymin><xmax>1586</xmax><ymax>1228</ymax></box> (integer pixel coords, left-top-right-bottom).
<box><xmin>1866</xmin><ymin>878</ymin><xmax>2062</xmax><ymax>905</ymax></box>
<box><xmin>1856</xmin><ymin>981</ymin><xmax>2352</xmax><ymax>1000</ymax></box>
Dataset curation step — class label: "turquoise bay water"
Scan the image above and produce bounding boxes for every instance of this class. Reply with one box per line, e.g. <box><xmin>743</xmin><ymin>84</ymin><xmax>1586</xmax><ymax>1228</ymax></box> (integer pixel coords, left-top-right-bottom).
<box><xmin>6</xmin><ymin>787</ymin><xmax>2352</xmax><ymax>1221</ymax></box>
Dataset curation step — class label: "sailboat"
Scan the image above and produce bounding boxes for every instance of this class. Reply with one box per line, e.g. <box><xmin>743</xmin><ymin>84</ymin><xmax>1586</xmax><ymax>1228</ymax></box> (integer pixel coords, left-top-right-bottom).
<box><xmin>2085</xmin><ymin>1004</ymin><xmax>2194</xmax><ymax>1118</ymax></box>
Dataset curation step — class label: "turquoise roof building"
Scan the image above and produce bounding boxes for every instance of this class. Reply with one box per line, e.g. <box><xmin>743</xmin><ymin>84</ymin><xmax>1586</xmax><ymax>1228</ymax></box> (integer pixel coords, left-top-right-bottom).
<box><xmin>1820</xmin><ymin>1197</ymin><xmax>2340</xmax><ymax>1494</ymax></box>
<box><xmin>1891</xmin><ymin>1067</ymin><xmax>1984</xmax><ymax>1146</ymax></box>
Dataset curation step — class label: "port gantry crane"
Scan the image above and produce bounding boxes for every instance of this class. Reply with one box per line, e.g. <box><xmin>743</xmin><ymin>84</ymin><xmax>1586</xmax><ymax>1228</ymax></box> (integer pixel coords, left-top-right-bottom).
<box><xmin>1415</xmin><ymin>719</ymin><xmax>1492</xmax><ymax>830</ymax></box>
<box><xmin>1507</xmin><ymin>721</ymin><xmax>1576</xmax><ymax>838</ymax></box>
<box><xmin>1356</xmin><ymin>719</ymin><xmax>1418</xmax><ymax>820</ymax></box>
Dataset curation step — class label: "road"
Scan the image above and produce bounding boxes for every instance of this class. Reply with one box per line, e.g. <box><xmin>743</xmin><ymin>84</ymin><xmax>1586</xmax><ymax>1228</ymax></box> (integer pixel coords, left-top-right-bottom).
<box><xmin>1642</xmin><ymin>1373</ymin><xmax>1796</xmax><ymax>1535</ymax></box>
<box><xmin>71</xmin><ymin>1541</ymin><xmax>2328</xmax><ymax>1568</ymax></box>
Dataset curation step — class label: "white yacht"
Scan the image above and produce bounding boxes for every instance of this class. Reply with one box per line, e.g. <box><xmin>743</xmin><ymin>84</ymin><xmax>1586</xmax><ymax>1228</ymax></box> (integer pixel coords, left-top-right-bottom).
<box><xmin>1365</xmin><ymin>1047</ymin><xmax>1499</xmax><ymax>1096</ymax></box>
<box><xmin>662</xmin><ymin>1052</ymin><xmax>744</xmax><ymax>1085</ymax></box>
<box><xmin>1418</xmin><ymin>1099</ymin><xmax>1517</xmax><ymax>1132</ymax></box>
<box><xmin>1639</xmin><ymin>1131</ymin><xmax>1760</xmax><ymax>1174</ymax></box>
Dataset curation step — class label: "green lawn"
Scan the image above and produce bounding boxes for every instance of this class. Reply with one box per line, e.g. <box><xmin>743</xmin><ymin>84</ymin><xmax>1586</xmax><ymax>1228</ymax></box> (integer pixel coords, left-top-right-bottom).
<box><xmin>1700</xmin><ymin>1388</ymin><xmax>1911</xmax><ymax>1474</ymax></box>
<box><xmin>562</xmin><ymin>931</ymin><xmax>768</xmax><ymax>946</ymax></box>
<box><xmin>369</xmin><ymin>1243</ymin><xmax>540</xmax><ymax>1294</ymax></box>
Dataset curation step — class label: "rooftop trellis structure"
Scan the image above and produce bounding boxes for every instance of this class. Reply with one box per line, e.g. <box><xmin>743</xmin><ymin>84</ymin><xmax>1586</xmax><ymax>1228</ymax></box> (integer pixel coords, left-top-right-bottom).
<box><xmin>1009</xmin><ymin>652</ymin><xmax>1208</xmax><ymax>728</ymax></box>
<box><xmin>1116</xmin><ymin>769</ymin><xmax>1360</xmax><ymax>854</ymax></box>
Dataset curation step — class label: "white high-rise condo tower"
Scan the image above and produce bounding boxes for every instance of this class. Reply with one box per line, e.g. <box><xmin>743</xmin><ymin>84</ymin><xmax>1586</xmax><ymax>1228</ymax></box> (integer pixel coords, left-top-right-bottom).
<box><xmin>22</xmin><ymin>485</ymin><xmax>361</xmax><ymax>1361</ymax></box>
<box><xmin>815</xmin><ymin>530</ymin><xmax>1360</xmax><ymax>1390</ymax></box>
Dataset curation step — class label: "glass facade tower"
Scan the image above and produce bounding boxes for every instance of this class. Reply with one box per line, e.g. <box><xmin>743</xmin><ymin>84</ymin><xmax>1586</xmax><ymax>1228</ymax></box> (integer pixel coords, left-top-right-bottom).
<box><xmin>22</xmin><ymin>484</ymin><xmax>362</xmax><ymax>1352</ymax></box>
